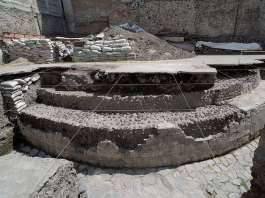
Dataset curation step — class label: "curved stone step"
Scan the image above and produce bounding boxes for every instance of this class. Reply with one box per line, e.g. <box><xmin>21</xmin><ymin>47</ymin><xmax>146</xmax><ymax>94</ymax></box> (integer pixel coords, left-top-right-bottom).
<box><xmin>37</xmin><ymin>72</ymin><xmax>259</xmax><ymax>111</ymax></box>
<box><xmin>18</xmin><ymin>103</ymin><xmax>261</xmax><ymax>168</ymax></box>
<box><xmin>227</xmin><ymin>80</ymin><xmax>265</xmax><ymax>132</ymax></box>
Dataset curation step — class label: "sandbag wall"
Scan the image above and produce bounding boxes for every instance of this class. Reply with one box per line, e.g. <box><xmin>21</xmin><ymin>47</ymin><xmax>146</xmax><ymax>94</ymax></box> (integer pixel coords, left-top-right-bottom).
<box><xmin>73</xmin><ymin>38</ymin><xmax>136</xmax><ymax>62</ymax></box>
<box><xmin>6</xmin><ymin>39</ymin><xmax>55</xmax><ymax>64</ymax></box>
<box><xmin>0</xmin><ymin>74</ymin><xmax>40</xmax><ymax>122</ymax></box>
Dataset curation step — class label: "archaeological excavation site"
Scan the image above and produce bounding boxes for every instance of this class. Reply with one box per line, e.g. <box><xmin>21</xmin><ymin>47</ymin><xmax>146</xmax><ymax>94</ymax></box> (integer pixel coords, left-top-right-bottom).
<box><xmin>2</xmin><ymin>0</ymin><xmax>265</xmax><ymax>198</ymax></box>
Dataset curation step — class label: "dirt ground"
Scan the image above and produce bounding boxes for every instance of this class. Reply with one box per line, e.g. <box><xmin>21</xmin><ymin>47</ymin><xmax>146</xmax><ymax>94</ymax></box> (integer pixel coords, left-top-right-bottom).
<box><xmin>103</xmin><ymin>26</ymin><xmax>195</xmax><ymax>61</ymax></box>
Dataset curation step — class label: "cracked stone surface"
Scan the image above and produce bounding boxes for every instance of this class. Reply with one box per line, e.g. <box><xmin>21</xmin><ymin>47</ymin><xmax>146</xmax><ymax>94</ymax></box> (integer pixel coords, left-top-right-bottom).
<box><xmin>0</xmin><ymin>152</ymin><xmax>79</xmax><ymax>198</ymax></box>
<box><xmin>76</xmin><ymin>138</ymin><xmax>259</xmax><ymax>198</ymax></box>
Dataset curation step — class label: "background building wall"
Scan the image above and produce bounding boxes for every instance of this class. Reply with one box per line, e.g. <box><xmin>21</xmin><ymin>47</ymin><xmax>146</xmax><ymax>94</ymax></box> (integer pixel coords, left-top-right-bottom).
<box><xmin>0</xmin><ymin>0</ymin><xmax>40</xmax><ymax>35</ymax></box>
<box><xmin>36</xmin><ymin>0</ymin><xmax>66</xmax><ymax>36</ymax></box>
<box><xmin>0</xmin><ymin>0</ymin><xmax>264</xmax><ymax>39</ymax></box>
<box><xmin>61</xmin><ymin>0</ymin><xmax>75</xmax><ymax>34</ymax></box>
<box><xmin>71</xmin><ymin>0</ymin><xmax>111</xmax><ymax>35</ymax></box>
<box><xmin>258</xmin><ymin>0</ymin><xmax>265</xmax><ymax>40</ymax></box>
<box><xmin>0</xmin><ymin>0</ymin><xmax>66</xmax><ymax>36</ymax></box>
<box><xmin>71</xmin><ymin>0</ymin><xmax>263</xmax><ymax>40</ymax></box>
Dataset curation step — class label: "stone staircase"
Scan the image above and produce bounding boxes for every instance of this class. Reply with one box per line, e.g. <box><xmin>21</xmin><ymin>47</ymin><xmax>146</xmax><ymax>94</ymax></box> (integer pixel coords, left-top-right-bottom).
<box><xmin>17</xmin><ymin>61</ymin><xmax>265</xmax><ymax>168</ymax></box>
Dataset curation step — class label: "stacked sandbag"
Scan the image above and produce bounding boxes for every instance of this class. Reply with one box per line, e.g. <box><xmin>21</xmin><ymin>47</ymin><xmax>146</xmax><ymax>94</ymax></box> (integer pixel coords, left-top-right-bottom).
<box><xmin>53</xmin><ymin>41</ymin><xmax>73</xmax><ymax>61</ymax></box>
<box><xmin>0</xmin><ymin>74</ymin><xmax>40</xmax><ymax>121</ymax></box>
<box><xmin>73</xmin><ymin>38</ymin><xmax>136</xmax><ymax>62</ymax></box>
<box><xmin>6</xmin><ymin>39</ymin><xmax>55</xmax><ymax>64</ymax></box>
<box><xmin>0</xmin><ymin>81</ymin><xmax>26</xmax><ymax>121</ymax></box>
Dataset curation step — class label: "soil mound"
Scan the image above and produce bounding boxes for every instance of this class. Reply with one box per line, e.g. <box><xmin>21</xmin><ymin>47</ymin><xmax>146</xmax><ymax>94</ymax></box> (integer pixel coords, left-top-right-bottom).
<box><xmin>103</xmin><ymin>26</ymin><xmax>195</xmax><ymax>61</ymax></box>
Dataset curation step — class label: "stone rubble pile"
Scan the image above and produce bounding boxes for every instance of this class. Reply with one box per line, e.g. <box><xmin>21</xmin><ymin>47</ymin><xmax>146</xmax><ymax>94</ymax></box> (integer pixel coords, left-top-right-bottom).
<box><xmin>6</xmin><ymin>39</ymin><xmax>55</xmax><ymax>64</ymax></box>
<box><xmin>0</xmin><ymin>74</ymin><xmax>40</xmax><ymax>121</ymax></box>
<box><xmin>73</xmin><ymin>38</ymin><xmax>136</xmax><ymax>62</ymax></box>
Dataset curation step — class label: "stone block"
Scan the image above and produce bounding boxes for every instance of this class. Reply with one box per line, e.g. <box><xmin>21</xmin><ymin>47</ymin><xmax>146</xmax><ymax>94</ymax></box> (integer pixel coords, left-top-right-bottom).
<box><xmin>0</xmin><ymin>152</ymin><xmax>79</xmax><ymax>198</ymax></box>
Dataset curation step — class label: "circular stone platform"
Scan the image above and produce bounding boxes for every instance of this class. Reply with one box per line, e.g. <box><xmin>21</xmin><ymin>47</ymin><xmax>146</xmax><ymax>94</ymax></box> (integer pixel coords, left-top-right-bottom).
<box><xmin>15</xmin><ymin>63</ymin><xmax>265</xmax><ymax>168</ymax></box>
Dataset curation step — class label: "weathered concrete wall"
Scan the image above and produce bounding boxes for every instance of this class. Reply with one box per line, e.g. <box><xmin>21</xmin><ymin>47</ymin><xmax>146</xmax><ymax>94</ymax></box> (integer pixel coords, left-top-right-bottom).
<box><xmin>71</xmin><ymin>0</ymin><xmax>262</xmax><ymax>39</ymax></box>
<box><xmin>0</xmin><ymin>0</ymin><xmax>66</xmax><ymax>36</ymax></box>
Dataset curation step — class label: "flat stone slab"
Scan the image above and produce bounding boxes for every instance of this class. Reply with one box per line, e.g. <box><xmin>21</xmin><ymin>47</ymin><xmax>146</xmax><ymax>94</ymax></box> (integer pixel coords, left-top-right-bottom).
<box><xmin>228</xmin><ymin>80</ymin><xmax>265</xmax><ymax>112</ymax></box>
<box><xmin>88</xmin><ymin>61</ymin><xmax>217</xmax><ymax>74</ymax></box>
<box><xmin>191</xmin><ymin>55</ymin><xmax>265</xmax><ymax>66</ymax></box>
<box><xmin>0</xmin><ymin>59</ymin><xmax>216</xmax><ymax>77</ymax></box>
<box><xmin>0</xmin><ymin>152</ymin><xmax>79</xmax><ymax>198</ymax></box>
<box><xmin>2</xmin><ymin>55</ymin><xmax>265</xmax><ymax>77</ymax></box>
